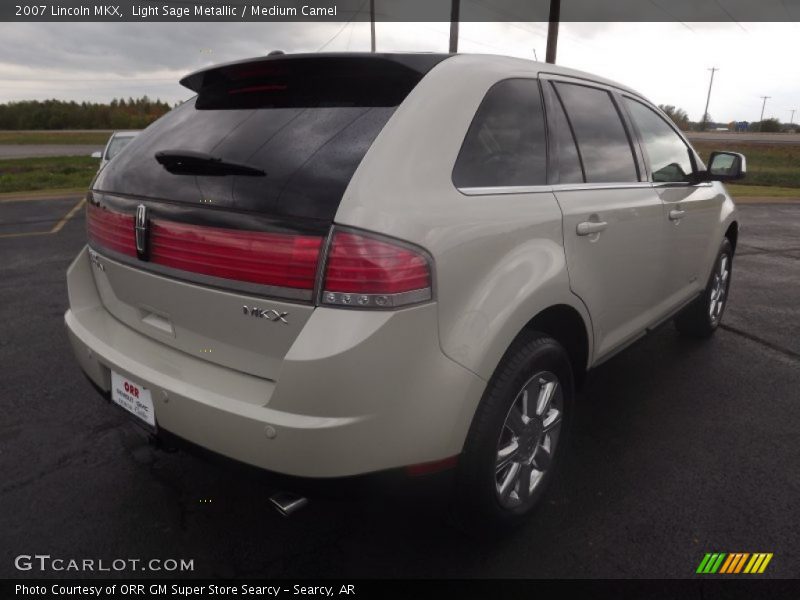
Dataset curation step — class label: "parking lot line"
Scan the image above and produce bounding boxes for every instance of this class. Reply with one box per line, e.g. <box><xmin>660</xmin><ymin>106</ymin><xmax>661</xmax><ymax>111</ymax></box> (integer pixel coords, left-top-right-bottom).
<box><xmin>0</xmin><ymin>197</ymin><xmax>85</xmax><ymax>239</ymax></box>
<box><xmin>50</xmin><ymin>197</ymin><xmax>86</xmax><ymax>234</ymax></box>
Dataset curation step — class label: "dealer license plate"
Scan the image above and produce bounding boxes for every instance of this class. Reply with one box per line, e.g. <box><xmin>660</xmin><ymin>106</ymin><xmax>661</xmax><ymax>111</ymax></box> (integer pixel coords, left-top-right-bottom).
<box><xmin>110</xmin><ymin>371</ymin><xmax>156</xmax><ymax>429</ymax></box>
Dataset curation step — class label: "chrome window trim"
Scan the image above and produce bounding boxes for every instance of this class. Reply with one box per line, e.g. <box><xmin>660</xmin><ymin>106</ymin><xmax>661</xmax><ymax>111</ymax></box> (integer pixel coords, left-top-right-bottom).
<box><xmin>653</xmin><ymin>181</ymin><xmax>714</xmax><ymax>189</ymax></box>
<box><xmin>88</xmin><ymin>243</ymin><xmax>314</xmax><ymax>303</ymax></box>
<box><xmin>458</xmin><ymin>182</ymin><xmax>655</xmax><ymax>196</ymax></box>
<box><xmin>551</xmin><ymin>182</ymin><xmax>654</xmax><ymax>192</ymax></box>
<box><xmin>537</xmin><ymin>71</ymin><xmax>645</xmax><ymax>101</ymax></box>
<box><xmin>459</xmin><ymin>185</ymin><xmax>553</xmax><ymax>196</ymax></box>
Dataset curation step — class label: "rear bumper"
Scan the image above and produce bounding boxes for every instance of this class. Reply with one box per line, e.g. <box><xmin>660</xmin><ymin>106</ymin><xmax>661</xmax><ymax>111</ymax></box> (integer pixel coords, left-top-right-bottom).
<box><xmin>65</xmin><ymin>246</ymin><xmax>486</xmax><ymax>478</ymax></box>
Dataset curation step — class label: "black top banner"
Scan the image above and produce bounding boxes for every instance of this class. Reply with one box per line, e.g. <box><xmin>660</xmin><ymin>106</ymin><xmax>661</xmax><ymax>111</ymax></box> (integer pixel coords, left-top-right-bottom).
<box><xmin>3</xmin><ymin>0</ymin><xmax>800</xmax><ymax>22</ymax></box>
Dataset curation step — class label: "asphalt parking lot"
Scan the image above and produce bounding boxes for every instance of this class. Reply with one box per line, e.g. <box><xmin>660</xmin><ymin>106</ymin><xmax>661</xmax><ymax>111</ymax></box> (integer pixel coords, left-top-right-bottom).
<box><xmin>0</xmin><ymin>196</ymin><xmax>798</xmax><ymax>579</ymax></box>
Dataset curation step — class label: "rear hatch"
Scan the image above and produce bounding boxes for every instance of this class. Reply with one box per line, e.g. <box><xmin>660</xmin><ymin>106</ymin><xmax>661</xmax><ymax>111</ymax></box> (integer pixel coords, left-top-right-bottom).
<box><xmin>86</xmin><ymin>53</ymin><xmax>447</xmax><ymax>380</ymax></box>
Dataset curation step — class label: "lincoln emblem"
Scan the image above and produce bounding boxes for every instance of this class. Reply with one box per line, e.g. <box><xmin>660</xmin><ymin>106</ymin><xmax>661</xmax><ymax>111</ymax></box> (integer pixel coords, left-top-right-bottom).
<box><xmin>135</xmin><ymin>204</ymin><xmax>149</xmax><ymax>260</ymax></box>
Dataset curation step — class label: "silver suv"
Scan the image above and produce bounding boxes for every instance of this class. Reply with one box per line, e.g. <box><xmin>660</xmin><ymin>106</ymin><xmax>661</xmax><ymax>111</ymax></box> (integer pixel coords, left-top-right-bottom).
<box><xmin>65</xmin><ymin>53</ymin><xmax>744</xmax><ymax>529</ymax></box>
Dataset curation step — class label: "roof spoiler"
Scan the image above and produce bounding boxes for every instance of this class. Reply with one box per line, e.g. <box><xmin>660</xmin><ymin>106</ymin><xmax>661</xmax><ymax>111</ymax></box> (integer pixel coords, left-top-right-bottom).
<box><xmin>179</xmin><ymin>52</ymin><xmax>450</xmax><ymax>93</ymax></box>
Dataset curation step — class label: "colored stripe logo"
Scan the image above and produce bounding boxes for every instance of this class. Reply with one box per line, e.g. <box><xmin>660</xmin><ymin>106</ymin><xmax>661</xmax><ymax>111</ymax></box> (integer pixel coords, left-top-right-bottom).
<box><xmin>696</xmin><ymin>552</ymin><xmax>773</xmax><ymax>574</ymax></box>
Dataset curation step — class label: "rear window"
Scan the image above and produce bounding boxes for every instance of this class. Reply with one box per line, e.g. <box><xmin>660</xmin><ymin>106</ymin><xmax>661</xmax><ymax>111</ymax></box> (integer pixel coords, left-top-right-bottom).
<box><xmin>94</xmin><ymin>55</ymin><xmax>446</xmax><ymax>222</ymax></box>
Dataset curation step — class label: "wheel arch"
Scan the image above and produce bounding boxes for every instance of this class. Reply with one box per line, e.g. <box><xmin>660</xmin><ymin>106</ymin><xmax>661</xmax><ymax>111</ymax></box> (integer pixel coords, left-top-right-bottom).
<box><xmin>484</xmin><ymin>303</ymin><xmax>591</xmax><ymax>391</ymax></box>
<box><xmin>519</xmin><ymin>304</ymin><xmax>591</xmax><ymax>389</ymax></box>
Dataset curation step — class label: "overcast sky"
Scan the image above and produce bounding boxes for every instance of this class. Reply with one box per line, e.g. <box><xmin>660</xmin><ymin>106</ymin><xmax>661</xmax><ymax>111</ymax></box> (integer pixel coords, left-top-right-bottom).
<box><xmin>0</xmin><ymin>21</ymin><xmax>797</xmax><ymax>123</ymax></box>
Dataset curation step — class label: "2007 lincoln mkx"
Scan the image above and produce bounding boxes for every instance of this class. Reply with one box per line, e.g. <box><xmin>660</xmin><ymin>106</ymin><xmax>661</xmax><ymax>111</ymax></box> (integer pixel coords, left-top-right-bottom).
<box><xmin>64</xmin><ymin>52</ymin><xmax>744</xmax><ymax>530</ymax></box>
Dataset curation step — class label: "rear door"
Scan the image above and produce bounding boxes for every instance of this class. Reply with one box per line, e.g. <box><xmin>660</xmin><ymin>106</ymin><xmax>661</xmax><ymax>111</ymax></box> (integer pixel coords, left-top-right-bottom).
<box><xmin>86</xmin><ymin>54</ymin><xmax>447</xmax><ymax>381</ymax></box>
<box><xmin>542</xmin><ymin>78</ymin><xmax>668</xmax><ymax>361</ymax></box>
<box><xmin>621</xmin><ymin>96</ymin><xmax>722</xmax><ymax>308</ymax></box>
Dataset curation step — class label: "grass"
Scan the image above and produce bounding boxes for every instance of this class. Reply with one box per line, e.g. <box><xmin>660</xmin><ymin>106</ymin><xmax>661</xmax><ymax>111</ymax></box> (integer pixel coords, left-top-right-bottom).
<box><xmin>0</xmin><ymin>156</ymin><xmax>97</xmax><ymax>193</ymax></box>
<box><xmin>0</xmin><ymin>130</ymin><xmax>111</xmax><ymax>145</ymax></box>
<box><xmin>692</xmin><ymin>141</ymin><xmax>800</xmax><ymax>189</ymax></box>
<box><xmin>725</xmin><ymin>184</ymin><xmax>800</xmax><ymax>198</ymax></box>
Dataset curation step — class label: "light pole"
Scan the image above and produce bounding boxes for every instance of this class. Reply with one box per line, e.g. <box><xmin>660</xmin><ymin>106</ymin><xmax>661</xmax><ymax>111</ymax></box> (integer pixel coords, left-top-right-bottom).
<box><xmin>701</xmin><ymin>67</ymin><xmax>718</xmax><ymax>132</ymax></box>
<box><xmin>758</xmin><ymin>96</ymin><xmax>771</xmax><ymax>131</ymax></box>
<box><xmin>369</xmin><ymin>0</ymin><xmax>375</xmax><ymax>52</ymax></box>
<box><xmin>789</xmin><ymin>109</ymin><xmax>796</xmax><ymax>126</ymax></box>
<box><xmin>546</xmin><ymin>0</ymin><xmax>560</xmax><ymax>64</ymax></box>
<box><xmin>449</xmin><ymin>0</ymin><xmax>459</xmax><ymax>53</ymax></box>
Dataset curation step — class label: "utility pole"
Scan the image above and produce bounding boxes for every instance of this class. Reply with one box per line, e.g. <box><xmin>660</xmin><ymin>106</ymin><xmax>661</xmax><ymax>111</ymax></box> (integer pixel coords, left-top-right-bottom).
<box><xmin>701</xmin><ymin>67</ymin><xmax>718</xmax><ymax>131</ymax></box>
<box><xmin>546</xmin><ymin>0</ymin><xmax>560</xmax><ymax>64</ymax></box>
<box><xmin>759</xmin><ymin>96</ymin><xmax>771</xmax><ymax>129</ymax></box>
<box><xmin>789</xmin><ymin>109</ymin><xmax>796</xmax><ymax>126</ymax></box>
<box><xmin>449</xmin><ymin>0</ymin><xmax>459</xmax><ymax>53</ymax></box>
<box><xmin>369</xmin><ymin>0</ymin><xmax>375</xmax><ymax>52</ymax></box>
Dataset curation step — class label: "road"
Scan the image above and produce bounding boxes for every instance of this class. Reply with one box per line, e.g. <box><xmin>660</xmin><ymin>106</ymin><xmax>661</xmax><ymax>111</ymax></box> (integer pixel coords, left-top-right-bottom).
<box><xmin>0</xmin><ymin>144</ymin><xmax>101</xmax><ymax>159</ymax></box>
<box><xmin>0</xmin><ymin>197</ymin><xmax>798</xmax><ymax>579</ymax></box>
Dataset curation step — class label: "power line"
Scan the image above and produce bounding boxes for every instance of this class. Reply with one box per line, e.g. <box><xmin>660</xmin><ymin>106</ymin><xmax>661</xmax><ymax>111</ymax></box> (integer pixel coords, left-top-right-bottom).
<box><xmin>646</xmin><ymin>0</ymin><xmax>696</xmax><ymax>33</ymax></box>
<box><xmin>316</xmin><ymin>0</ymin><xmax>369</xmax><ymax>52</ymax></box>
<box><xmin>712</xmin><ymin>0</ymin><xmax>748</xmax><ymax>32</ymax></box>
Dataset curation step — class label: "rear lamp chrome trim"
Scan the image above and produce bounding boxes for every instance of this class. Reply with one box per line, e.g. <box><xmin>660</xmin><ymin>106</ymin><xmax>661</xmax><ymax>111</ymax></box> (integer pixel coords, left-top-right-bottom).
<box><xmin>321</xmin><ymin>288</ymin><xmax>432</xmax><ymax>309</ymax></box>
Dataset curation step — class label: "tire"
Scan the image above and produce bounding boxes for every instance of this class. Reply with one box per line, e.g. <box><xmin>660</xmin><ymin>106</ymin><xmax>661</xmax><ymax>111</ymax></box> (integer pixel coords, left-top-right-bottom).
<box><xmin>451</xmin><ymin>332</ymin><xmax>574</xmax><ymax>534</ymax></box>
<box><xmin>675</xmin><ymin>237</ymin><xmax>733</xmax><ymax>338</ymax></box>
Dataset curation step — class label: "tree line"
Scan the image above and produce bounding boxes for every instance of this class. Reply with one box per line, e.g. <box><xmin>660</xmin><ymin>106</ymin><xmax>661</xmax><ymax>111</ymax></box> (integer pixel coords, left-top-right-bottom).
<box><xmin>0</xmin><ymin>97</ymin><xmax>173</xmax><ymax>130</ymax></box>
<box><xmin>658</xmin><ymin>105</ymin><xmax>794</xmax><ymax>133</ymax></box>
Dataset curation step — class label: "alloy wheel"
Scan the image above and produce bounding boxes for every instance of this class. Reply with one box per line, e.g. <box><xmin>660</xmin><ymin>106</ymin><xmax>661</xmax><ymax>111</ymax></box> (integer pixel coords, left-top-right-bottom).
<box><xmin>495</xmin><ymin>371</ymin><xmax>563</xmax><ymax>510</ymax></box>
<box><xmin>709</xmin><ymin>253</ymin><xmax>730</xmax><ymax>325</ymax></box>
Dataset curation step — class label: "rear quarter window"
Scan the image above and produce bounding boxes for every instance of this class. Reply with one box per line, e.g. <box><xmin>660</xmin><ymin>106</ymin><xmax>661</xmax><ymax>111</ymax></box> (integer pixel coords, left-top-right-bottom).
<box><xmin>453</xmin><ymin>79</ymin><xmax>547</xmax><ymax>188</ymax></box>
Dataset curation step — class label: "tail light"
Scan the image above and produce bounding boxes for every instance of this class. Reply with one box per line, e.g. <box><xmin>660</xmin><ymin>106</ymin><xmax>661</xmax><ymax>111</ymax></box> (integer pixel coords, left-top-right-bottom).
<box><xmin>86</xmin><ymin>204</ymin><xmax>137</xmax><ymax>257</ymax></box>
<box><xmin>149</xmin><ymin>220</ymin><xmax>322</xmax><ymax>290</ymax></box>
<box><xmin>87</xmin><ymin>205</ymin><xmax>432</xmax><ymax>309</ymax></box>
<box><xmin>320</xmin><ymin>229</ymin><xmax>432</xmax><ymax>309</ymax></box>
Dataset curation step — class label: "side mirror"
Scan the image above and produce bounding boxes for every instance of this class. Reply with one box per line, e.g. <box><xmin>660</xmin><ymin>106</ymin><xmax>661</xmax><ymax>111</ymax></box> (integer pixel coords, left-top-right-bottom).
<box><xmin>91</xmin><ymin>151</ymin><xmax>102</xmax><ymax>159</ymax></box>
<box><xmin>705</xmin><ymin>151</ymin><xmax>746</xmax><ymax>181</ymax></box>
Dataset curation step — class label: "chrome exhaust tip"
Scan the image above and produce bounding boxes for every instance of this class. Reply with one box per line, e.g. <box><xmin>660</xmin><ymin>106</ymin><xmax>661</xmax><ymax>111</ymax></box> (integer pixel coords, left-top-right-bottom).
<box><xmin>269</xmin><ymin>491</ymin><xmax>308</xmax><ymax>517</ymax></box>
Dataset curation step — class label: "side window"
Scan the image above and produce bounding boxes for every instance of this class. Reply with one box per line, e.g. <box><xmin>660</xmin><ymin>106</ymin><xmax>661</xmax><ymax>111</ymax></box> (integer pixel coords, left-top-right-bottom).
<box><xmin>546</xmin><ymin>82</ymin><xmax>584</xmax><ymax>184</ymax></box>
<box><xmin>453</xmin><ymin>79</ymin><xmax>547</xmax><ymax>188</ymax></box>
<box><xmin>554</xmin><ymin>82</ymin><xmax>638</xmax><ymax>183</ymax></box>
<box><xmin>624</xmin><ymin>98</ymin><xmax>694</xmax><ymax>183</ymax></box>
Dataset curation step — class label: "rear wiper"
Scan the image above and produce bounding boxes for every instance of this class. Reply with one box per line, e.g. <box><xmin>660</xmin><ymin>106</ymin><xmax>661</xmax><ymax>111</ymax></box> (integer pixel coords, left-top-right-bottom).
<box><xmin>154</xmin><ymin>150</ymin><xmax>266</xmax><ymax>177</ymax></box>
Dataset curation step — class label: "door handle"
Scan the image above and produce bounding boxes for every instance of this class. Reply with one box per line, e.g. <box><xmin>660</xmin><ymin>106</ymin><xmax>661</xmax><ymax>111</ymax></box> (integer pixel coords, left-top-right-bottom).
<box><xmin>669</xmin><ymin>209</ymin><xmax>686</xmax><ymax>221</ymax></box>
<box><xmin>576</xmin><ymin>221</ymin><xmax>608</xmax><ymax>236</ymax></box>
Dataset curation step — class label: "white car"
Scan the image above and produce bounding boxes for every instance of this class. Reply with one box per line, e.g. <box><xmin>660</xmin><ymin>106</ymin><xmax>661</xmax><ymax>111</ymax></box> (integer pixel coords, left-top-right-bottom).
<box><xmin>65</xmin><ymin>53</ymin><xmax>743</xmax><ymax>530</ymax></box>
<box><xmin>91</xmin><ymin>130</ymin><xmax>140</xmax><ymax>171</ymax></box>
